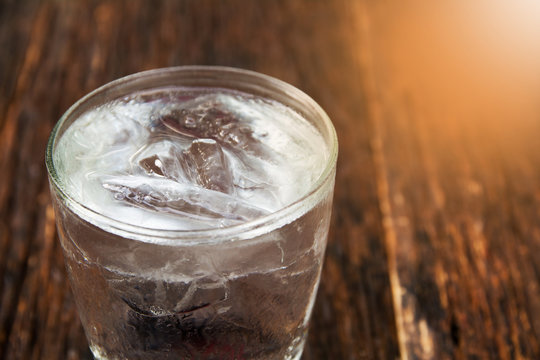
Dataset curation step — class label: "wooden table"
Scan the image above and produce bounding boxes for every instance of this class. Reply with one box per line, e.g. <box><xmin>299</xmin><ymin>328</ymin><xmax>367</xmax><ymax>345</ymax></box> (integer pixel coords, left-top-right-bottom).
<box><xmin>1</xmin><ymin>1</ymin><xmax>539</xmax><ymax>359</ymax></box>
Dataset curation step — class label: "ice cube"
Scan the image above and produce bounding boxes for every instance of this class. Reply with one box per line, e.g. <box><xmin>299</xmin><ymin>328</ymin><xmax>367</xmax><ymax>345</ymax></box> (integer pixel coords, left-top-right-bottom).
<box><xmin>101</xmin><ymin>176</ymin><xmax>269</xmax><ymax>225</ymax></box>
<box><xmin>135</xmin><ymin>137</ymin><xmax>234</xmax><ymax>195</ymax></box>
<box><xmin>182</xmin><ymin>139</ymin><xmax>234</xmax><ymax>195</ymax></box>
<box><xmin>155</xmin><ymin>96</ymin><xmax>261</xmax><ymax>153</ymax></box>
<box><xmin>139</xmin><ymin>155</ymin><xmax>166</xmax><ymax>177</ymax></box>
<box><xmin>132</xmin><ymin>138</ymin><xmax>187</xmax><ymax>182</ymax></box>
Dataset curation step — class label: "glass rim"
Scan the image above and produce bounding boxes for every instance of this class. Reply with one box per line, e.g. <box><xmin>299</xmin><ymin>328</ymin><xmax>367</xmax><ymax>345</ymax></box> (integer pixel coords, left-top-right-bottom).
<box><xmin>46</xmin><ymin>66</ymin><xmax>338</xmax><ymax>245</ymax></box>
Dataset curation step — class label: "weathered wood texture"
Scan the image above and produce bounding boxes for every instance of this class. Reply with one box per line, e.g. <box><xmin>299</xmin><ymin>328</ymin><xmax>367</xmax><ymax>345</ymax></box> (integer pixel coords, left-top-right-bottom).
<box><xmin>361</xmin><ymin>2</ymin><xmax>540</xmax><ymax>359</ymax></box>
<box><xmin>1</xmin><ymin>0</ymin><xmax>539</xmax><ymax>359</ymax></box>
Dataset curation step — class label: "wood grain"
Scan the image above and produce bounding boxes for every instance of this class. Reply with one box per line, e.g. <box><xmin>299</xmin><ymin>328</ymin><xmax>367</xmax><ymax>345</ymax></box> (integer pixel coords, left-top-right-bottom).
<box><xmin>361</xmin><ymin>1</ymin><xmax>540</xmax><ymax>358</ymax></box>
<box><xmin>1</xmin><ymin>0</ymin><xmax>539</xmax><ymax>359</ymax></box>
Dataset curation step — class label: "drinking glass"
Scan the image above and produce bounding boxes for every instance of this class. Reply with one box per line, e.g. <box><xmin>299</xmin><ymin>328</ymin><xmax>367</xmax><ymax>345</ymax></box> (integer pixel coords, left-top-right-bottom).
<box><xmin>46</xmin><ymin>66</ymin><xmax>338</xmax><ymax>360</ymax></box>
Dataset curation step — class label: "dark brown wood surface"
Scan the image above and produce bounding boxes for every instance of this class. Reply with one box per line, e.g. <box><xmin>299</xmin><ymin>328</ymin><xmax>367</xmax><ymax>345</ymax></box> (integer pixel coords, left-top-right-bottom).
<box><xmin>1</xmin><ymin>0</ymin><xmax>539</xmax><ymax>359</ymax></box>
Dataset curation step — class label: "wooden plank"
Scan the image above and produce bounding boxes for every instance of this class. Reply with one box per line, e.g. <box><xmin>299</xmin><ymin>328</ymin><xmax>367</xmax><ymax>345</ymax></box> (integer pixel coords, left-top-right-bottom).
<box><xmin>359</xmin><ymin>1</ymin><xmax>540</xmax><ymax>358</ymax></box>
<box><xmin>0</xmin><ymin>0</ymin><xmax>42</xmax><ymax>129</ymax></box>
<box><xmin>0</xmin><ymin>2</ymin><xmax>55</xmax><ymax>357</ymax></box>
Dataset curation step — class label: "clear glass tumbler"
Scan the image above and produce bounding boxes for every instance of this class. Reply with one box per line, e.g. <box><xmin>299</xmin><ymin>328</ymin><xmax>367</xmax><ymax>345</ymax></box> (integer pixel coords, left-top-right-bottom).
<box><xmin>46</xmin><ymin>66</ymin><xmax>337</xmax><ymax>360</ymax></box>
